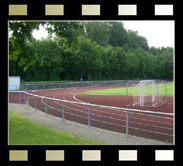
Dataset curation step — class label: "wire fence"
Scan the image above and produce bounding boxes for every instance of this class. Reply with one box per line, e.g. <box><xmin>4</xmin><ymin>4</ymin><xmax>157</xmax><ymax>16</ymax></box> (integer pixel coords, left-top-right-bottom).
<box><xmin>9</xmin><ymin>90</ymin><xmax>174</xmax><ymax>143</ymax></box>
<box><xmin>9</xmin><ymin>80</ymin><xmax>130</xmax><ymax>91</ymax></box>
<box><xmin>10</xmin><ymin>79</ymin><xmax>173</xmax><ymax>91</ymax></box>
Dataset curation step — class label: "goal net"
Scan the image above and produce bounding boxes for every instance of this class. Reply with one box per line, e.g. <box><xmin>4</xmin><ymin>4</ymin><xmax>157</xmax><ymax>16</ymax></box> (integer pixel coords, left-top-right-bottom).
<box><xmin>126</xmin><ymin>80</ymin><xmax>167</xmax><ymax>107</ymax></box>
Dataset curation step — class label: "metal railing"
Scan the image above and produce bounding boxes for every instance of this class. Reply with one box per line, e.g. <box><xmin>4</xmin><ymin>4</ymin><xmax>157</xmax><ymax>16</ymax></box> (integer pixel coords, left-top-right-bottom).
<box><xmin>9</xmin><ymin>91</ymin><xmax>174</xmax><ymax>139</ymax></box>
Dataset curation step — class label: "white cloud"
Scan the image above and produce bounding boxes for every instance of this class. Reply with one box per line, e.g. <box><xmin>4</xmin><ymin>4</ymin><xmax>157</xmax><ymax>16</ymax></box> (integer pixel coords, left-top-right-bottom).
<box><xmin>122</xmin><ymin>20</ymin><xmax>174</xmax><ymax>48</ymax></box>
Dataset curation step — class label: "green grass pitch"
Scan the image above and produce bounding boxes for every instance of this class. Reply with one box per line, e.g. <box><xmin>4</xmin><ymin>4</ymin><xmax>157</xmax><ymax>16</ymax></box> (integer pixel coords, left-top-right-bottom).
<box><xmin>80</xmin><ymin>82</ymin><xmax>173</xmax><ymax>96</ymax></box>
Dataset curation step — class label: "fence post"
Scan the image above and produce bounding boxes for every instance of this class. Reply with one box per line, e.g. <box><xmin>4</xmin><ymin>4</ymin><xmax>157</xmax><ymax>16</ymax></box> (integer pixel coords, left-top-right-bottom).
<box><xmin>126</xmin><ymin>110</ymin><xmax>129</xmax><ymax>136</ymax></box>
<box><xmin>157</xmin><ymin>82</ymin><xmax>159</xmax><ymax>103</ymax></box>
<box><xmin>45</xmin><ymin>98</ymin><xmax>47</xmax><ymax>116</ymax></box>
<box><xmin>34</xmin><ymin>96</ymin><xmax>37</xmax><ymax>112</ymax></box>
<box><xmin>165</xmin><ymin>81</ymin><xmax>168</xmax><ymax>101</ymax></box>
<box><xmin>62</xmin><ymin>101</ymin><xmax>64</xmax><ymax>121</ymax></box>
<box><xmin>27</xmin><ymin>95</ymin><xmax>29</xmax><ymax>108</ymax></box>
<box><xmin>19</xmin><ymin>92</ymin><xmax>21</xmax><ymax>104</ymax></box>
<box><xmin>24</xmin><ymin>93</ymin><xmax>26</xmax><ymax>104</ymax></box>
<box><xmin>152</xmin><ymin>81</ymin><xmax>155</xmax><ymax>103</ymax></box>
<box><xmin>88</xmin><ymin>105</ymin><xmax>90</xmax><ymax>128</ymax></box>
<box><xmin>126</xmin><ymin>82</ymin><xmax>128</xmax><ymax>106</ymax></box>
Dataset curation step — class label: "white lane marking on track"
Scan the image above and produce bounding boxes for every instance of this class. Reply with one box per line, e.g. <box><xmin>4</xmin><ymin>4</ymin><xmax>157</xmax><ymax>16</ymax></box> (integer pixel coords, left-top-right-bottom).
<box><xmin>27</xmin><ymin>88</ymin><xmax>173</xmax><ymax>139</ymax></box>
<box><xmin>50</xmin><ymin>90</ymin><xmax>173</xmax><ymax>126</ymax></box>
<box><xmin>34</xmin><ymin>89</ymin><xmax>173</xmax><ymax>133</ymax></box>
<box><xmin>73</xmin><ymin>93</ymin><xmax>86</xmax><ymax>103</ymax></box>
<box><xmin>29</xmin><ymin>90</ymin><xmax>173</xmax><ymax>126</ymax></box>
<box><xmin>73</xmin><ymin>92</ymin><xmax>173</xmax><ymax>116</ymax></box>
<box><xmin>40</xmin><ymin>97</ymin><xmax>173</xmax><ymax>136</ymax></box>
<box><xmin>64</xmin><ymin>93</ymin><xmax>173</xmax><ymax>128</ymax></box>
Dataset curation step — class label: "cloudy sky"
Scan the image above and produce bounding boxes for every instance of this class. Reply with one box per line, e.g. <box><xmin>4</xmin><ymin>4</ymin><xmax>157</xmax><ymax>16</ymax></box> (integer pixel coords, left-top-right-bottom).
<box><xmin>122</xmin><ymin>21</ymin><xmax>174</xmax><ymax>48</ymax></box>
<box><xmin>33</xmin><ymin>21</ymin><xmax>174</xmax><ymax>48</ymax></box>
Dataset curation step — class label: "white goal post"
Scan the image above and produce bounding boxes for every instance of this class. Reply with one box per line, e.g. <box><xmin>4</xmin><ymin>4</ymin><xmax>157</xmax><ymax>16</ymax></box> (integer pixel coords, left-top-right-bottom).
<box><xmin>140</xmin><ymin>80</ymin><xmax>155</xmax><ymax>107</ymax></box>
<box><xmin>126</xmin><ymin>80</ymin><xmax>167</xmax><ymax>107</ymax></box>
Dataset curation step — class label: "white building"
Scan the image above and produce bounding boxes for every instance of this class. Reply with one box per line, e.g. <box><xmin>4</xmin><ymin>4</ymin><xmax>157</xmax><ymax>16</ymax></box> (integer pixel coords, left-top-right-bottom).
<box><xmin>9</xmin><ymin>76</ymin><xmax>20</xmax><ymax>91</ymax></box>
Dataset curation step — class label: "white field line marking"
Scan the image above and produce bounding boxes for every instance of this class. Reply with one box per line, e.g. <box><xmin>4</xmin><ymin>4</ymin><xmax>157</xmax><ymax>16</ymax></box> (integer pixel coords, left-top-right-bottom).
<box><xmin>40</xmin><ymin>98</ymin><xmax>173</xmax><ymax>136</ymax></box>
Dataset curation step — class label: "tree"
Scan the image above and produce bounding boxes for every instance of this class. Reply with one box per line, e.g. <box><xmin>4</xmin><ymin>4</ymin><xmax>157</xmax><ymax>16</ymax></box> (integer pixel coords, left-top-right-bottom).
<box><xmin>108</xmin><ymin>22</ymin><xmax>127</xmax><ymax>47</ymax></box>
<box><xmin>126</xmin><ymin>30</ymin><xmax>149</xmax><ymax>50</ymax></box>
<box><xmin>46</xmin><ymin>22</ymin><xmax>84</xmax><ymax>46</ymax></box>
<box><xmin>77</xmin><ymin>36</ymin><xmax>103</xmax><ymax>80</ymax></box>
<box><xmin>9</xmin><ymin>21</ymin><xmax>43</xmax><ymax>79</ymax></box>
<box><xmin>85</xmin><ymin>22</ymin><xmax>110</xmax><ymax>46</ymax></box>
<box><xmin>124</xmin><ymin>51</ymin><xmax>140</xmax><ymax>79</ymax></box>
<box><xmin>9</xmin><ymin>21</ymin><xmax>173</xmax><ymax>81</ymax></box>
<box><xmin>102</xmin><ymin>45</ymin><xmax>126</xmax><ymax>80</ymax></box>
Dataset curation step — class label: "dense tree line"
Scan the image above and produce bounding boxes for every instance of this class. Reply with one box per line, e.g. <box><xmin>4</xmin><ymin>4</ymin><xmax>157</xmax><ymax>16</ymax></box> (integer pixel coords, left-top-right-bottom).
<box><xmin>9</xmin><ymin>21</ymin><xmax>173</xmax><ymax>81</ymax></box>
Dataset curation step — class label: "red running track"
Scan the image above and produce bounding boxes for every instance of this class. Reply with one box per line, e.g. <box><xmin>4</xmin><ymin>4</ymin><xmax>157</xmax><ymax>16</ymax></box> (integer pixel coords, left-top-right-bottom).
<box><xmin>9</xmin><ymin>85</ymin><xmax>174</xmax><ymax>143</ymax></box>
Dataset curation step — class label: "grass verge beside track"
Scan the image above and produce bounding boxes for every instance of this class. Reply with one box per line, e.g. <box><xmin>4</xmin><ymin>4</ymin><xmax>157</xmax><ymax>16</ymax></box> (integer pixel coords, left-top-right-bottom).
<box><xmin>9</xmin><ymin>110</ymin><xmax>102</xmax><ymax>145</ymax></box>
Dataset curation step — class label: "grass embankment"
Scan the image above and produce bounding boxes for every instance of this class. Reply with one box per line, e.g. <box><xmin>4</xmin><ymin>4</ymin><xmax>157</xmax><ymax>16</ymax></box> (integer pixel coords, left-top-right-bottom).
<box><xmin>80</xmin><ymin>82</ymin><xmax>174</xmax><ymax>96</ymax></box>
<box><xmin>9</xmin><ymin>111</ymin><xmax>102</xmax><ymax>145</ymax></box>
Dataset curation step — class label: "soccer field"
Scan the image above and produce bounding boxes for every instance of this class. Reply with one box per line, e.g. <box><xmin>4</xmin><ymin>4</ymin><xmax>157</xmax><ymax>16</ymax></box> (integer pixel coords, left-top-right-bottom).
<box><xmin>80</xmin><ymin>82</ymin><xmax>173</xmax><ymax>96</ymax></box>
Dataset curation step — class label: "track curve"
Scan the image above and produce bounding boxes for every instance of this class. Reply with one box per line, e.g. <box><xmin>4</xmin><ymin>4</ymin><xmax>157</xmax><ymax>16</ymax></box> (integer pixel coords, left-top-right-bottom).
<box><xmin>9</xmin><ymin>85</ymin><xmax>174</xmax><ymax>143</ymax></box>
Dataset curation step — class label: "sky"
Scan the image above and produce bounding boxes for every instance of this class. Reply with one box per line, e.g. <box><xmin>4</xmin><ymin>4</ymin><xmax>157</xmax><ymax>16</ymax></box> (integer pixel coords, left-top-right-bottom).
<box><xmin>32</xmin><ymin>21</ymin><xmax>174</xmax><ymax>48</ymax></box>
<box><xmin>122</xmin><ymin>21</ymin><xmax>174</xmax><ymax>48</ymax></box>
<box><xmin>32</xmin><ymin>25</ymin><xmax>48</xmax><ymax>40</ymax></box>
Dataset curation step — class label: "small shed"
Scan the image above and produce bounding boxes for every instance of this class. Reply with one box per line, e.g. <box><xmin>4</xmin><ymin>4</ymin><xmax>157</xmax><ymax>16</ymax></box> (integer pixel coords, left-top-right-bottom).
<box><xmin>9</xmin><ymin>76</ymin><xmax>20</xmax><ymax>91</ymax></box>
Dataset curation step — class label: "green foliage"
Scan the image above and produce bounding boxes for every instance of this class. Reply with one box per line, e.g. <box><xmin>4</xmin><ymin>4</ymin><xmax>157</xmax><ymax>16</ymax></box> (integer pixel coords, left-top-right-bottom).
<box><xmin>126</xmin><ymin>30</ymin><xmax>149</xmax><ymax>50</ymax></box>
<box><xmin>108</xmin><ymin>22</ymin><xmax>127</xmax><ymax>47</ymax></box>
<box><xmin>46</xmin><ymin>22</ymin><xmax>84</xmax><ymax>46</ymax></box>
<box><xmin>9</xmin><ymin>21</ymin><xmax>174</xmax><ymax>81</ymax></box>
<box><xmin>85</xmin><ymin>22</ymin><xmax>110</xmax><ymax>46</ymax></box>
<box><xmin>77</xmin><ymin>35</ymin><xmax>103</xmax><ymax>80</ymax></box>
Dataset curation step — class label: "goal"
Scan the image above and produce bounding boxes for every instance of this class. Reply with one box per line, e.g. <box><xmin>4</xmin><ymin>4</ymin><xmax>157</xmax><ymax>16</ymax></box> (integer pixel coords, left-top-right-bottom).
<box><xmin>126</xmin><ymin>80</ymin><xmax>167</xmax><ymax>107</ymax></box>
